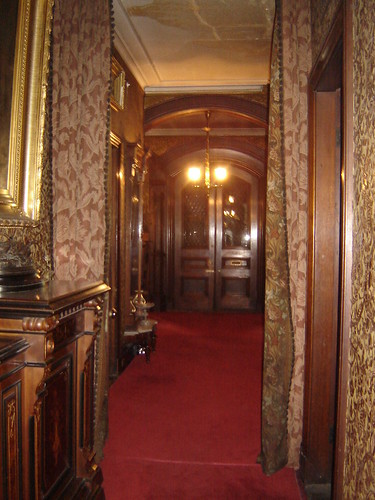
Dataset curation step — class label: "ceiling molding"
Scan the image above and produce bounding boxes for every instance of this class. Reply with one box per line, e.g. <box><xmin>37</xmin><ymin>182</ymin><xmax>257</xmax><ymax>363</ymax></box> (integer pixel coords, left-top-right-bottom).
<box><xmin>113</xmin><ymin>0</ymin><xmax>158</xmax><ymax>89</ymax></box>
<box><xmin>113</xmin><ymin>0</ymin><xmax>274</xmax><ymax>91</ymax></box>
<box><xmin>144</xmin><ymin>85</ymin><xmax>266</xmax><ymax>95</ymax></box>
<box><xmin>145</xmin><ymin>128</ymin><xmax>266</xmax><ymax>137</ymax></box>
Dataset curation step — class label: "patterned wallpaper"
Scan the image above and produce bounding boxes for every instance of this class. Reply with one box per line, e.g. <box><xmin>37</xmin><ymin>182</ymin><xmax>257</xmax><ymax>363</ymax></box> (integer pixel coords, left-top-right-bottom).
<box><xmin>344</xmin><ymin>1</ymin><xmax>375</xmax><ymax>497</ymax></box>
<box><xmin>310</xmin><ymin>0</ymin><xmax>375</xmax><ymax>495</ymax></box>
<box><xmin>310</xmin><ymin>0</ymin><xmax>342</xmax><ymax>66</ymax></box>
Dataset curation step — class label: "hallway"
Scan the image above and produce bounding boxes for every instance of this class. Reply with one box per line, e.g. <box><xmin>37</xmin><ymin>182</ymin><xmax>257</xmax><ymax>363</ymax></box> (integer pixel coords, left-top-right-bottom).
<box><xmin>101</xmin><ymin>312</ymin><xmax>302</xmax><ymax>499</ymax></box>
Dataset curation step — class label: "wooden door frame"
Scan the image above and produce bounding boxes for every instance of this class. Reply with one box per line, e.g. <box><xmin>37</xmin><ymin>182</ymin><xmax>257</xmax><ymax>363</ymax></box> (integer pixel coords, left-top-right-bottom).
<box><xmin>333</xmin><ymin>1</ymin><xmax>353</xmax><ymax>497</ymax></box>
<box><xmin>108</xmin><ymin>131</ymin><xmax>122</xmax><ymax>380</ymax></box>
<box><xmin>302</xmin><ymin>2</ymin><xmax>353</xmax><ymax>497</ymax></box>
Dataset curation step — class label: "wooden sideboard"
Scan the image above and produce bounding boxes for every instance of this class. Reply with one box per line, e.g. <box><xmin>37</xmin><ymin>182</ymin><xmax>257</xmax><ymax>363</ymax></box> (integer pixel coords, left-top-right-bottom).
<box><xmin>0</xmin><ymin>280</ymin><xmax>109</xmax><ymax>500</ymax></box>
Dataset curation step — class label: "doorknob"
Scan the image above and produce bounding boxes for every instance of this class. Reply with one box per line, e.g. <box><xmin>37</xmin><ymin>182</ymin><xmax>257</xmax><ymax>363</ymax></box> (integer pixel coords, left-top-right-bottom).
<box><xmin>109</xmin><ymin>308</ymin><xmax>117</xmax><ymax>318</ymax></box>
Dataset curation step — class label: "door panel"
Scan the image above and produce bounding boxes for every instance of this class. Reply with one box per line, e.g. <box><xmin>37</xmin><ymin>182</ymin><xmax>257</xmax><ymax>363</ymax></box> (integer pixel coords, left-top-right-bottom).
<box><xmin>174</xmin><ymin>167</ymin><xmax>258</xmax><ymax>311</ymax></box>
<box><xmin>216</xmin><ymin>175</ymin><xmax>257</xmax><ymax>310</ymax></box>
<box><xmin>175</xmin><ymin>183</ymin><xmax>215</xmax><ymax>310</ymax></box>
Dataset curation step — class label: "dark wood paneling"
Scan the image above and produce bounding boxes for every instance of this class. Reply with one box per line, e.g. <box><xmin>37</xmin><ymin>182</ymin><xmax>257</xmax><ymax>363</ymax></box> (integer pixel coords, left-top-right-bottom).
<box><xmin>82</xmin><ymin>342</ymin><xmax>95</xmax><ymax>451</ymax></box>
<box><xmin>2</xmin><ymin>377</ymin><xmax>23</xmax><ymax>500</ymax></box>
<box><xmin>111</xmin><ymin>48</ymin><xmax>144</xmax><ymax>145</ymax></box>
<box><xmin>35</xmin><ymin>356</ymin><xmax>74</xmax><ymax>497</ymax></box>
<box><xmin>108</xmin><ymin>138</ymin><xmax>121</xmax><ymax>380</ymax></box>
<box><xmin>144</xmin><ymin>95</ymin><xmax>268</xmax><ymax>128</ymax></box>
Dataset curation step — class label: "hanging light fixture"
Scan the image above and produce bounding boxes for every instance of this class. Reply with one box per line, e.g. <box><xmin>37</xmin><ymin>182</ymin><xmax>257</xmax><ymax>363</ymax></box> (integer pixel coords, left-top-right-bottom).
<box><xmin>187</xmin><ymin>111</ymin><xmax>228</xmax><ymax>188</ymax></box>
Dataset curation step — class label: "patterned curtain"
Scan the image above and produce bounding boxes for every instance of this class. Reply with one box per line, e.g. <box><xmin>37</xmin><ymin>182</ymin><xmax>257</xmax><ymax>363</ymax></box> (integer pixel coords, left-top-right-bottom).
<box><xmin>260</xmin><ymin>0</ymin><xmax>311</xmax><ymax>474</ymax></box>
<box><xmin>259</xmin><ymin>1</ymin><xmax>294</xmax><ymax>475</ymax></box>
<box><xmin>52</xmin><ymin>0</ymin><xmax>111</xmax><ymax>281</ymax></box>
<box><xmin>282</xmin><ymin>0</ymin><xmax>311</xmax><ymax>468</ymax></box>
<box><xmin>51</xmin><ymin>0</ymin><xmax>112</xmax><ymax>462</ymax></box>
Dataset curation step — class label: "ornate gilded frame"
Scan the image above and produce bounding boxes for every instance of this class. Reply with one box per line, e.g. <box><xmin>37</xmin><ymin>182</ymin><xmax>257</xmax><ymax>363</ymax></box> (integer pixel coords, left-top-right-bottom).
<box><xmin>110</xmin><ymin>56</ymin><xmax>127</xmax><ymax>111</ymax></box>
<box><xmin>0</xmin><ymin>0</ymin><xmax>54</xmax><ymax>226</ymax></box>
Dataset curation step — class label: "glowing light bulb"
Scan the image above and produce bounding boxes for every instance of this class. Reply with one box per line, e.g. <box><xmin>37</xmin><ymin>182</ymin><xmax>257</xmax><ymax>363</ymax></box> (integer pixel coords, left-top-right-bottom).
<box><xmin>214</xmin><ymin>166</ymin><xmax>227</xmax><ymax>182</ymax></box>
<box><xmin>187</xmin><ymin>167</ymin><xmax>202</xmax><ymax>182</ymax></box>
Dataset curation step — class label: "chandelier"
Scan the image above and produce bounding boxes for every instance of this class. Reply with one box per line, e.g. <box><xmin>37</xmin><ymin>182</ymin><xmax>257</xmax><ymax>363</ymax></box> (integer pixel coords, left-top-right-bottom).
<box><xmin>187</xmin><ymin>111</ymin><xmax>228</xmax><ymax>188</ymax></box>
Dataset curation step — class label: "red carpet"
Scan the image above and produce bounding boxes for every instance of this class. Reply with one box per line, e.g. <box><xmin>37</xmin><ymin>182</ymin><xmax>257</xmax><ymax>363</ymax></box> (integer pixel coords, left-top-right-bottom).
<box><xmin>101</xmin><ymin>312</ymin><xmax>302</xmax><ymax>499</ymax></box>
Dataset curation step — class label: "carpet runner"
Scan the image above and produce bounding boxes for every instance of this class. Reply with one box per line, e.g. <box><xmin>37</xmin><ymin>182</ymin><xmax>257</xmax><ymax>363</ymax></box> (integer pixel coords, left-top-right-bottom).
<box><xmin>101</xmin><ymin>312</ymin><xmax>302</xmax><ymax>499</ymax></box>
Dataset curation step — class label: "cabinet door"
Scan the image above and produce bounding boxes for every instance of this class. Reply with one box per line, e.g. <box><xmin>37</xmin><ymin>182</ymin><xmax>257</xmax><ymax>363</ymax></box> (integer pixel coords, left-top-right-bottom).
<box><xmin>80</xmin><ymin>338</ymin><xmax>95</xmax><ymax>453</ymax></box>
<box><xmin>1</xmin><ymin>371</ymin><xmax>23</xmax><ymax>500</ymax></box>
<box><xmin>34</xmin><ymin>353</ymin><xmax>75</xmax><ymax>498</ymax></box>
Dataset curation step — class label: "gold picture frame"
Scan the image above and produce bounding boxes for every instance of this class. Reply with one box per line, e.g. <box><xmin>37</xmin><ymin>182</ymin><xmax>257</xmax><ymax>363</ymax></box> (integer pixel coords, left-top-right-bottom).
<box><xmin>0</xmin><ymin>0</ymin><xmax>53</xmax><ymax>226</ymax></box>
<box><xmin>110</xmin><ymin>56</ymin><xmax>126</xmax><ymax>111</ymax></box>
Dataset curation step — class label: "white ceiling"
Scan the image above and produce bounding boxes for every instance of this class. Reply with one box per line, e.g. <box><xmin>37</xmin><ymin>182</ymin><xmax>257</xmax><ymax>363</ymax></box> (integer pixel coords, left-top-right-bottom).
<box><xmin>113</xmin><ymin>0</ymin><xmax>275</xmax><ymax>94</ymax></box>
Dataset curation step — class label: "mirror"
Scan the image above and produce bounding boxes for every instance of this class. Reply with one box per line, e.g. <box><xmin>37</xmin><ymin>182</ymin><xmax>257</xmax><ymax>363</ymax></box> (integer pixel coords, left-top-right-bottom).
<box><xmin>0</xmin><ymin>0</ymin><xmax>53</xmax><ymax>226</ymax></box>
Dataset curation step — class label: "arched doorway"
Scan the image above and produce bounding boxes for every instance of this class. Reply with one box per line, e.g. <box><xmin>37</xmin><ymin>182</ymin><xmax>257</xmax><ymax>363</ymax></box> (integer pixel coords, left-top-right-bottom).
<box><xmin>144</xmin><ymin>99</ymin><xmax>267</xmax><ymax>312</ymax></box>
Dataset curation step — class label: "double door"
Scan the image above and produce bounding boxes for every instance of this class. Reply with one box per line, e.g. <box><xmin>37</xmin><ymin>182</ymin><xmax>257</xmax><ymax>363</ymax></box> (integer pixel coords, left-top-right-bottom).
<box><xmin>174</xmin><ymin>167</ymin><xmax>259</xmax><ymax>311</ymax></box>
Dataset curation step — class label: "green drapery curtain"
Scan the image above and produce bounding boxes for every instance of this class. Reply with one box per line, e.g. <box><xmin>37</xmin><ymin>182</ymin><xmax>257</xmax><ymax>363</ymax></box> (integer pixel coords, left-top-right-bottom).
<box><xmin>260</xmin><ymin>0</ymin><xmax>311</xmax><ymax>474</ymax></box>
<box><xmin>259</xmin><ymin>0</ymin><xmax>295</xmax><ymax>475</ymax></box>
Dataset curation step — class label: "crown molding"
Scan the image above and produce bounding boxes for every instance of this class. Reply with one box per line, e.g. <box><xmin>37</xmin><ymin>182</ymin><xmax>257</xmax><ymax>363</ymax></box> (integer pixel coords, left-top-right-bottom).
<box><xmin>113</xmin><ymin>0</ymin><xmax>271</xmax><ymax>92</ymax></box>
<box><xmin>113</xmin><ymin>0</ymin><xmax>158</xmax><ymax>89</ymax></box>
<box><xmin>144</xmin><ymin>84</ymin><xmax>266</xmax><ymax>95</ymax></box>
<box><xmin>145</xmin><ymin>128</ymin><xmax>266</xmax><ymax>137</ymax></box>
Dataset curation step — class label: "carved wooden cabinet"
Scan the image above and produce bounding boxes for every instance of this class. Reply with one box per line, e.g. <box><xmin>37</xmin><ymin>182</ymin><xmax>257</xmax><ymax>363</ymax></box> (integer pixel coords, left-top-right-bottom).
<box><xmin>0</xmin><ymin>280</ymin><xmax>109</xmax><ymax>500</ymax></box>
<box><xmin>0</xmin><ymin>337</ymin><xmax>29</xmax><ymax>499</ymax></box>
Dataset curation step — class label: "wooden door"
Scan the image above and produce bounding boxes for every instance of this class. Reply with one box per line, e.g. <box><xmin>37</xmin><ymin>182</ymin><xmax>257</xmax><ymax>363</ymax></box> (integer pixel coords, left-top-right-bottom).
<box><xmin>174</xmin><ymin>179</ymin><xmax>215</xmax><ymax>310</ymax></box>
<box><xmin>174</xmin><ymin>167</ymin><xmax>258</xmax><ymax>311</ymax></box>
<box><xmin>216</xmin><ymin>172</ymin><xmax>258</xmax><ymax>310</ymax></box>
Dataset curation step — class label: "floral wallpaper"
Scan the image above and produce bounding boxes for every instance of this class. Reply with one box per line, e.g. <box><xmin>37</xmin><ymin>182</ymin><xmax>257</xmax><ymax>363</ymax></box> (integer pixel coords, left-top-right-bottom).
<box><xmin>310</xmin><ymin>0</ymin><xmax>342</xmax><ymax>66</ymax></box>
<box><xmin>308</xmin><ymin>0</ymin><xmax>375</xmax><ymax>495</ymax></box>
<box><xmin>344</xmin><ymin>0</ymin><xmax>375</xmax><ymax>497</ymax></box>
